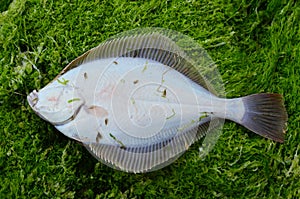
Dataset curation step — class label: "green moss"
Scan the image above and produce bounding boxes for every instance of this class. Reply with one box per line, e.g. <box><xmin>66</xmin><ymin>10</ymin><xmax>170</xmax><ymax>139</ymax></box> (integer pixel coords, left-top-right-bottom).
<box><xmin>1</xmin><ymin>0</ymin><xmax>299</xmax><ymax>198</ymax></box>
<box><xmin>0</xmin><ymin>0</ymin><xmax>13</xmax><ymax>12</ymax></box>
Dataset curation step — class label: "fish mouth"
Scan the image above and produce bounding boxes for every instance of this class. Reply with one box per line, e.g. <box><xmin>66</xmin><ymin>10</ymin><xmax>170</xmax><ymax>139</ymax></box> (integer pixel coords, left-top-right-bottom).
<box><xmin>27</xmin><ymin>90</ymin><xmax>39</xmax><ymax>109</ymax></box>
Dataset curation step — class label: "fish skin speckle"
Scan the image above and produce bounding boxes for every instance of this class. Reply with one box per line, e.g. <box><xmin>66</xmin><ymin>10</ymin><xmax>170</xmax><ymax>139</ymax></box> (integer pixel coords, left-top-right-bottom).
<box><xmin>96</xmin><ymin>132</ymin><xmax>102</xmax><ymax>143</ymax></box>
<box><xmin>84</xmin><ymin>72</ymin><xmax>88</xmax><ymax>79</ymax></box>
<box><xmin>162</xmin><ymin>89</ymin><xmax>167</xmax><ymax>98</ymax></box>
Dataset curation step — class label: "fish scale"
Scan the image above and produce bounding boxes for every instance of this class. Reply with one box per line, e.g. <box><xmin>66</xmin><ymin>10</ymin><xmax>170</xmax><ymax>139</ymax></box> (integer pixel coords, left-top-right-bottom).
<box><xmin>27</xmin><ymin>29</ymin><xmax>287</xmax><ymax>173</ymax></box>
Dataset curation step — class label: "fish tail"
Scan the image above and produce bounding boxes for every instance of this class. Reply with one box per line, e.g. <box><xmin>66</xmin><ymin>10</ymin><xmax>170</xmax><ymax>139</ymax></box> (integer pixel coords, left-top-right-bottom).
<box><xmin>241</xmin><ymin>93</ymin><xmax>288</xmax><ymax>143</ymax></box>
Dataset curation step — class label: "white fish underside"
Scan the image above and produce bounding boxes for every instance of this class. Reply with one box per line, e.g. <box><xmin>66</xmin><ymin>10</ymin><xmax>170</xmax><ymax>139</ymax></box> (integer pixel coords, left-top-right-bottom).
<box><xmin>49</xmin><ymin>57</ymin><xmax>238</xmax><ymax>146</ymax></box>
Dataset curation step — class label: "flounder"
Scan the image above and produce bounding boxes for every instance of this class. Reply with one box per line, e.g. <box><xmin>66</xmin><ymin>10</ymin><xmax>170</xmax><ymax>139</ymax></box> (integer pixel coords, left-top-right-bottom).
<box><xmin>27</xmin><ymin>29</ymin><xmax>287</xmax><ymax>173</ymax></box>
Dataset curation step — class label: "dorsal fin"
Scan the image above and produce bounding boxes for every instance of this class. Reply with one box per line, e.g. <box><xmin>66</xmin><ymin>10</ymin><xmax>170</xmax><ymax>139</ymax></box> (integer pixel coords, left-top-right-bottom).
<box><xmin>51</xmin><ymin>29</ymin><xmax>224</xmax><ymax>95</ymax></box>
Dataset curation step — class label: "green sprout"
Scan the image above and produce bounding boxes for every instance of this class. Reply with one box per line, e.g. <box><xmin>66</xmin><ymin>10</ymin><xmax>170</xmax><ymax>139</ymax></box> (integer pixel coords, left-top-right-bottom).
<box><xmin>131</xmin><ymin>97</ymin><xmax>136</xmax><ymax>105</ymax></box>
<box><xmin>142</xmin><ymin>61</ymin><xmax>148</xmax><ymax>72</ymax></box>
<box><xmin>199</xmin><ymin>112</ymin><xmax>208</xmax><ymax>121</ymax></box>
<box><xmin>166</xmin><ymin>108</ymin><xmax>176</xmax><ymax>120</ymax></box>
<box><xmin>67</xmin><ymin>98</ymin><xmax>80</xmax><ymax>103</ymax></box>
<box><xmin>109</xmin><ymin>133</ymin><xmax>126</xmax><ymax>149</ymax></box>
<box><xmin>57</xmin><ymin>78</ymin><xmax>69</xmax><ymax>85</ymax></box>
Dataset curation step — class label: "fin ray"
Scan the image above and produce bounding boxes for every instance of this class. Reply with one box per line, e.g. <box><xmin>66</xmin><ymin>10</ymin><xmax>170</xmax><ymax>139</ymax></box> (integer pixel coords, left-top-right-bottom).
<box><xmin>241</xmin><ymin>93</ymin><xmax>288</xmax><ymax>143</ymax></box>
<box><xmin>85</xmin><ymin>117</ymin><xmax>222</xmax><ymax>173</ymax></box>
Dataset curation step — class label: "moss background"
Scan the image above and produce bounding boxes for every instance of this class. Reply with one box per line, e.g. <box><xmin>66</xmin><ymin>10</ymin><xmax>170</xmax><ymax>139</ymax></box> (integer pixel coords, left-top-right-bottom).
<box><xmin>0</xmin><ymin>0</ymin><xmax>299</xmax><ymax>198</ymax></box>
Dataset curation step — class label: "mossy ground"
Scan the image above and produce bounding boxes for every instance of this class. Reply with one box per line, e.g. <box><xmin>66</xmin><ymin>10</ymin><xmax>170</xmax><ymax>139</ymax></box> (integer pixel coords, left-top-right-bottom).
<box><xmin>0</xmin><ymin>0</ymin><xmax>299</xmax><ymax>198</ymax></box>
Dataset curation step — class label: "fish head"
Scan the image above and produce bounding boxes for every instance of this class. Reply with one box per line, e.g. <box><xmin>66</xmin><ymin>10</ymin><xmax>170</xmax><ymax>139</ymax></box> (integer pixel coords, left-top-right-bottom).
<box><xmin>27</xmin><ymin>85</ymin><xmax>85</xmax><ymax>125</ymax></box>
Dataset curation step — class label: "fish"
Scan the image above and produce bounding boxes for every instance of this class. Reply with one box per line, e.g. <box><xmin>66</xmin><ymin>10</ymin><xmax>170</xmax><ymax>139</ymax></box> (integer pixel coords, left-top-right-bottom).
<box><xmin>27</xmin><ymin>29</ymin><xmax>288</xmax><ymax>173</ymax></box>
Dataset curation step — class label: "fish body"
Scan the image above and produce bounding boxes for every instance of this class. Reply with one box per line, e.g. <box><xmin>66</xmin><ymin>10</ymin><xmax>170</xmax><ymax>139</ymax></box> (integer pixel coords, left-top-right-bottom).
<box><xmin>27</xmin><ymin>29</ymin><xmax>287</xmax><ymax>173</ymax></box>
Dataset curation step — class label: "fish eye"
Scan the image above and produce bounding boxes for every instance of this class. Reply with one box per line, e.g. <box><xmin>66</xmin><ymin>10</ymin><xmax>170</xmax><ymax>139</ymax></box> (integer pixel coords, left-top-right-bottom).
<box><xmin>50</xmin><ymin>103</ymin><xmax>84</xmax><ymax>126</ymax></box>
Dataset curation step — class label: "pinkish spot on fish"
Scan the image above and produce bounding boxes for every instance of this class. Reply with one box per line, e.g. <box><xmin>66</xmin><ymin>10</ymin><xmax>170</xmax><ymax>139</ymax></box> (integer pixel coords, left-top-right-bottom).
<box><xmin>98</xmin><ymin>84</ymin><xmax>114</xmax><ymax>99</ymax></box>
<box><xmin>87</xmin><ymin>105</ymin><xmax>108</xmax><ymax>118</ymax></box>
<box><xmin>48</xmin><ymin>96</ymin><xmax>58</xmax><ymax>102</ymax></box>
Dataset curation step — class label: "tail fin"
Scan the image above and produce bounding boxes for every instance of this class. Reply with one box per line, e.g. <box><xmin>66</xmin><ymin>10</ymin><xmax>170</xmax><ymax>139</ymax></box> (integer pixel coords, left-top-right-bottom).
<box><xmin>241</xmin><ymin>93</ymin><xmax>288</xmax><ymax>143</ymax></box>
